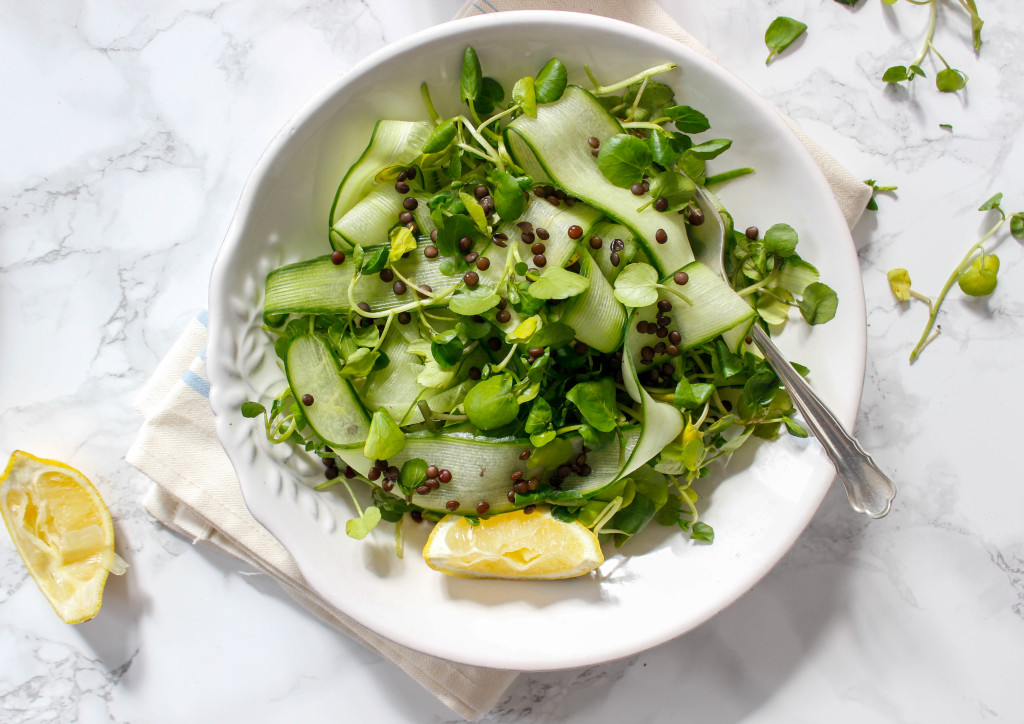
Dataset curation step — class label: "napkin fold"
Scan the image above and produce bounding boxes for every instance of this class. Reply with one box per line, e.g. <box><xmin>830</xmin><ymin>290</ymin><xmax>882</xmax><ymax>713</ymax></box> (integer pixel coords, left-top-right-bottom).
<box><xmin>128</xmin><ymin>2</ymin><xmax>871</xmax><ymax>721</ymax></box>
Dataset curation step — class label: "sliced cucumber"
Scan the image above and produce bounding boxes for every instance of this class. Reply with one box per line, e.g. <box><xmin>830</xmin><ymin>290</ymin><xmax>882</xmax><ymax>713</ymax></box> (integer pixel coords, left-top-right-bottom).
<box><xmin>264</xmin><ymin>239</ymin><xmax>456</xmax><ymax>318</ymax></box>
<box><xmin>284</xmin><ymin>333</ymin><xmax>370</xmax><ymax>448</ymax></box>
<box><xmin>330</xmin><ymin>120</ymin><xmax>433</xmax><ymax>225</ymax></box>
<box><xmin>627</xmin><ymin>261</ymin><xmax>755</xmax><ymax>370</ymax></box>
<box><xmin>559</xmin><ymin>249</ymin><xmax>626</xmax><ymax>353</ymax></box>
<box><xmin>506</xmin><ymin>86</ymin><xmax>693</xmax><ymax>277</ymax></box>
<box><xmin>335</xmin><ymin>427</ymin><xmax>640</xmax><ymax>516</ymax></box>
<box><xmin>619</xmin><ymin>328</ymin><xmax>683</xmax><ymax>480</ymax></box>
<box><xmin>360</xmin><ymin>330</ymin><xmax>424</xmax><ymax>423</ymax></box>
<box><xmin>491</xmin><ymin>193</ymin><xmax>604</xmax><ymax>276</ymax></box>
<box><xmin>332</xmin><ymin>187</ymin><xmax>430</xmax><ymax>250</ymax></box>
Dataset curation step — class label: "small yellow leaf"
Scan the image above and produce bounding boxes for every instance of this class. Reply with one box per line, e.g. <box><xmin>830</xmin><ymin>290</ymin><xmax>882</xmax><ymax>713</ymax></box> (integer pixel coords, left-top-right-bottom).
<box><xmin>887</xmin><ymin>268</ymin><xmax>912</xmax><ymax>302</ymax></box>
<box><xmin>388</xmin><ymin>225</ymin><xmax>417</xmax><ymax>261</ymax></box>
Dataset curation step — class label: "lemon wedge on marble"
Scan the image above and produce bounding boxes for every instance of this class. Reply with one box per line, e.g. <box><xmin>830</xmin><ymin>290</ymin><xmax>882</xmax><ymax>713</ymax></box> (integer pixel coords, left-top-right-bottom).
<box><xmin>0</xmin><ymin>451</ymin><xmax>127</xmax><ymax>623</ymax></box>
<box><xmin>423</xmin><ymin>507</ymin><xmax>603</xmax><ymax>580</ymax></box>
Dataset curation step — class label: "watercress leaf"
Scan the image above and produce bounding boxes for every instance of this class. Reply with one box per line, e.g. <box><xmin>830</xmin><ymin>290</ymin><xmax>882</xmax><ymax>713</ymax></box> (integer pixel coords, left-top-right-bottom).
<box><xmin>422</xmin><ymin>119</ymin><xmax>457</xmax><ymax>154</ymax></box>
<box><xmin>473</xmin><ymin>76</ymin><xmax>505</xmax><ymax>115</ymax></box>
<box><xmin>1011</xmin><ymin>213</ymin><xmax>1024</xmax><ymax>239</ymax></box>
<box><xmin>435</xmin><ymin>212</ymin><xmax>477</xmax><ymax>257</ymax></box>
<box><xmin>613</xmin><ymin>262</ymin><xmax>659</xmax><ymax>307</ymax></box>
<box><xmin>352</xmin><ymin>321</ymin><xmax>379</xmax><ymax>348</ymax></box>
<box><xmin>597</xmin><ymin>134</ymin><xmax>653</xmax><ymax>189</ymax></box>
<box><xmin>550</xmin><ymin>505</ymin><xmax>579</xmax><ymax>523</ymax></box>
<box><xmin>799</xmin><ymin>282</ymin><xmax>839</xmax><ymax>325</ymax></box>
<box><xmin>516</xmin><ymin>380</ymin><xmax>541</xmax><ymax>404</ymax></box>
<box><xmin>460</xmin><ymin>46</ymin><xmax>482</xmax><ymax>104</ymax></box>
<box><xmin>674</xmin><ymin>377</ymin><xmax>715</xmax><ymax>409</ymax></box>
<box><xmin>440</xmin><ymin>257</ymin><xmax>468</xmax><ymax>277</ymax></box>
<box><xmin>909</xmin><ymin>64</ymin><xmax>927</xmax><ymax>79</ymax></box>
<box><xmin>447</xmin><ymin>149</ymin><xmax>463</xmax><ymax>179</ymax></box>
<box><xmin>688</xmin><ymin>138</ymin><xmax>732</xmax><ymax>160</ymax></box>
<box><xmin>765</xmin><ymin>16</ymin><xmax>807</xmax><ymax>65</ymax></box>
<box><xmin>361</xmin><ymin>246</ymin><xmax>389</xmax><ymax>274</ymax></box>
<box><xmin>579</xmin><ymin>425</ymin><xmax>614</xmax><ymax>451</ymax></box>
<box><xmin>512</xmin><ymin>76</ymin><xmax>537</xmax><ymax>118</ymax></box>
<box><xmin>373</xmin><ymin>350</ymin><xmax>390</xmax><ymax>371</ymax></box>
<box><xmin>678</xmin><ymin>150</ymin><xmax>706</xmax><ymax>185</ymax></box>
<box><xmin>463</xmin><ymin>373</ymin><xmax>520</xmax><ymax>430</ymax></box>
<box><xmin>648</xmin><ymin>129</ymin><xmax>682</xmax><ymax>168</ymax></box>
<box><xmin>345</xmin><ymin>506</ymin><xmax>382</xmax><ymax>540</ymax></box>
<box><xmin>958</xmin><ymin>253</ymin><xmax>999</xmax><ymax>296</ymax></box>
<box><xmin>680</xmin><ymin>438</ymin><xmax>705</xmax><ymax>472</ymax></box>
<box><xmin>882</xmin><ymin>65</ymin><xmax>909</xmax><ymax>83</ymax></box>
<box><xmin>978</xmin><ymin>193</ymin><xmax>1003</xmax><ymax>211</ymax></box>
<box><xmin>240</xmin><ymin>401</ymin><xmax>266</xmax><ymax>418</ymax></box>
<box><xmin>514</xmin><ymin>261</ymin><xmax>529</xmax><ymax>276</ymax></box>
<box><xmin>456</xmin><ymin>315</ymin><xmax>492</xmax><ymax>340</ymax></box>
<box><xmin>665</xmin><ymin>104</ymin><xmax>711</xmax><ymax>134</ymax></box>
<box><xmin>887</xmin><ymin>268</ymin><xmax>913</xmax><ymax>302</ymax></box>
<box><xmin>690</xmin><ymin>521</ymin><xmax>715</xmax><ymax>542</ymax></box>
<box><xmin>756</xmin><ymin>291</ymin><xmax>792</xmax><ymax>326</ymax></box>
<box><xmin>740</xmin><ymin>370</ymin><xmax>779</xmax><ymax>411</ymax></box>
<box><xmin>623</xmin><ymin>80</ymin><xmax>676</xmax><ymax>121</ymax></box>
<box><xmin>363</xmin><ymin>410</ymin><xmax>406</xmax><ymax>460</ymax></box>
<box><xmin>705</xmin><ymin>414</ymin><xmax>735</xmax><ymax>436</ymax></box>
<box><xmin>609</xmin><ymin>493</ymin><xmax>657</xmax><ymax>537</ymax></box>
<box><xmin>524</xmin><ymin>397</ymin><xmax>553</xmax><ymax>434</ymax></box>
<box><xmin>340</xmin><ymin>346</ymin><xmax>375</xmax><ymax>377</ymax></box>
<box><xmin>459</xmin><ymin>192</ymin><xmax>489</xmax><ymax>231</ymax></box>
<box><xmin>529</xmin><ymin>436</ymin><xmax>574</xmax><ymax>469</ymax></box>
<box><xmin>448</xmin><ymin>287</ymin><xmax>500</xmax><ymax>316</ymax></box>
<box><xmin>489</xmin><ymin>169</ymin><xmax>528</xmax><ymax>220</ymax></box>
<box><xmin>514</xmin><ymin>286</ymin><xmax>545</xmax><ymax>317</ymax></box>
<box><xmin>530</xmin><ymin>429</ymin><xmax>556</xmax><ymax>448</ymax></box>
<box><xmin>529</xmin><ymin>266</ymin><xmax>591</xmax><ymax>300</ymax></box>
<box><xmin>566</xmin><ymin>377</ymin><xmax>618</xmax><ymax>432</ymax></box>
<box><xmin>534</xmin><ymin>57</ymin><xmax>568</xmax><ymax>103</ymax></box>
<box><xmin>936</xmin><ymin>68</ymin><xmax>967</xmax><ymax>93</ymax></box>
<box><xmin>527</xmin><ymin>321</ymin><xmax>577</xmax><ymax>349</ymax></box>
<box><xmin>431</xmin><ymin>332</ymin><xmax>464</xmax><ymax>369</ymax></box>
<box><xmin>649</xmin><ymin>170</ymin><xmax>696</xmax><ymax>210</ymax></box>
<box><xmin>374</xmin><ymin>494</ymin><xmax>413</xmax><ymax>524</ymax></box>
<box><xmin>397</xmin><ymin>458</ymin><xmax>428</xmax><ymax>496</ymax></box>
<box><xmin>783</xmin><ymin>416</ymin><xmax>809</xmax><ymax>438</ymax></box>
<box><xmin>388</xmin><ymin>225</ymin><xmax>417</xmax><ymax>261</ymax></box>
<box><xmin>763</xmin><ymin>223</ymin><xmax>799</xmax><ymax>257</ymax></box>
<box><xmin>714</xmin><ymin>338</ymin><xmax>745</xmax><ymax>379</ymax></box>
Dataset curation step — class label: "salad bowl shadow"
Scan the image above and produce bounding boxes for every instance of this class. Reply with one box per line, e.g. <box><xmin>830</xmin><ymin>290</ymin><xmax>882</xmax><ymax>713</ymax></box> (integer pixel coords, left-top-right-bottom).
<box><xmin>207</xmin><ymin>10</ymin><xmax>865</xmax><ymax>670</ymax></box>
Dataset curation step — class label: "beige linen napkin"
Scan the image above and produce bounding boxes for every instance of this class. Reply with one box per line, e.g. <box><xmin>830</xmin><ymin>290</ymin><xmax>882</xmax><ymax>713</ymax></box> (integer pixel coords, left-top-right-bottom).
<box><xmin>127</xmin><ymin>2</ymin><xmax>872</xmax><ymax>721</ymax></box>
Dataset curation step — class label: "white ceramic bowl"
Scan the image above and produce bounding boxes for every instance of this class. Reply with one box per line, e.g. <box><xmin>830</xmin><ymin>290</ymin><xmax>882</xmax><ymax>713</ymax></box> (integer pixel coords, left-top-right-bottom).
<box><xmin>207</xmin><ymin>11</ymin><xmax>865</xmax><ymax>670</ymax></box>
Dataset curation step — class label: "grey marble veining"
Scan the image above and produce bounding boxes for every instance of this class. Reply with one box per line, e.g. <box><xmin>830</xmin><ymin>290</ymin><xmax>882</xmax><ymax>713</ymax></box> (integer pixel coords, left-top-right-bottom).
<box><xmin>2</xmin><ymin>0</ymin><xmax>1023</xmax><ymax>722</ymax></box>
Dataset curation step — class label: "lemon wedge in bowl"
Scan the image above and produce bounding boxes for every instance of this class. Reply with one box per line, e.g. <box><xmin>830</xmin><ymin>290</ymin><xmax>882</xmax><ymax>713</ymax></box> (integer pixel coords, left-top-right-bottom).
<box><xmin>423</xmin><ymin>507</ymin><xmax>603</xmax><ymax>580</ymax></box>
<box><xmin>0</xmin><ymin>451</ymin><xmax>127</xmax><ymax>623</ymax></box>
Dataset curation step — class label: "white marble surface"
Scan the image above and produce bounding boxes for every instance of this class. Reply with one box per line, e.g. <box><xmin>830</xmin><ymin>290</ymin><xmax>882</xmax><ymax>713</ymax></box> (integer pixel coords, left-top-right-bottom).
<box><xmin>2</xmin><ymin>0</ymin><xmax>1022</xmax><ymax>721</ymax></box>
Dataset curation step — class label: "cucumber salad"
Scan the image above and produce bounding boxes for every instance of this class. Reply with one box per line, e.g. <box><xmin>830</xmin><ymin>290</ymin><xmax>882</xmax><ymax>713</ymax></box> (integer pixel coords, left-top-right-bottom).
<box><xmin>242</xmin><ymin>48</ymin><xmax>838</xmax><ymax>556</ymax></box>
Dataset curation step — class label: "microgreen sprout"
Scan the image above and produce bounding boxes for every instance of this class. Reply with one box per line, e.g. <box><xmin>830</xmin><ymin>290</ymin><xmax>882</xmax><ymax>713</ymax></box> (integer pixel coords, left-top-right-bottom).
<box><xmin>878</xmin><ymin>0</ymin><xmax>983</xmax><ymax>94</ymax></box>
<box><xmin>889</xmin><ymin>193</ymin><xmax>1024</xmax><ymax>362</ymax></box>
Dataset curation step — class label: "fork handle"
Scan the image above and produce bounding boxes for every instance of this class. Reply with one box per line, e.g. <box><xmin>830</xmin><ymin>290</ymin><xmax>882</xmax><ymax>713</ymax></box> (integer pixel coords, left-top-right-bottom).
<box><xmin>750</xmin><ymin>325</ymin><xmax>896</xmax><ymax>518</ymax></box>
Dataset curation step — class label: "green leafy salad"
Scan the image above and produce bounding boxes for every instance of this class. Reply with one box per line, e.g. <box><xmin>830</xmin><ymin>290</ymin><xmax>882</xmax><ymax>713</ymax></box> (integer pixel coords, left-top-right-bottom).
<box><xmin>242</xmin><ymin>48</ymin><xmax>838</xmax><ymax>553</ymax></box>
